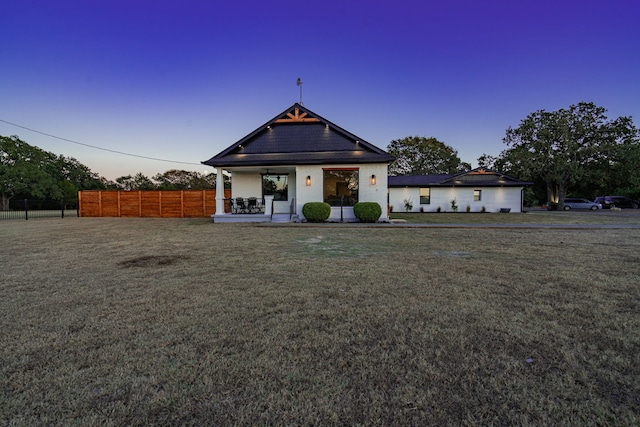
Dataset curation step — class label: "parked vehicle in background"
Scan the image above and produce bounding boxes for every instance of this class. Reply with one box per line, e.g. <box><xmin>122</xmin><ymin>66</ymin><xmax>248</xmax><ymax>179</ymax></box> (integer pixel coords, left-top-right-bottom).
<box><xmin>562</xmin><ymin>198</ymin><xmax>601</xmax><ymax>210</ymax></box>
<box><xmin>594</xmin><ymin>196</ymin><xmax>640</xmax><ymax>209</ymax></box>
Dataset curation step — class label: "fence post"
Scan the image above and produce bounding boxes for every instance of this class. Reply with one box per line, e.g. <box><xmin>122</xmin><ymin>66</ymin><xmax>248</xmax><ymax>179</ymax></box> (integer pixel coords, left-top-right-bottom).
<box><xmin>24</xmin><ymin>199</ymin><xmax>28</xmax><ymax>220</ymax></box>
<box><xmin>61</xmin><ymin>199</ymin><xmax>65</xmax><ymax>219</ymax></box>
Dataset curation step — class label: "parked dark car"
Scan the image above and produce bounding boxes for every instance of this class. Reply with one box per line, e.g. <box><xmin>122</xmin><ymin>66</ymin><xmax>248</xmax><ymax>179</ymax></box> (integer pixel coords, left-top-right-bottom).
<box><xmin>562</xmin><ymin>198</ymin><xmax>601</xmax><ymax>210</ymax></box>
<box><xmin>594</xmin><ymin>196</ymin><xmax>639</xmax><ymax>209</ymax></box>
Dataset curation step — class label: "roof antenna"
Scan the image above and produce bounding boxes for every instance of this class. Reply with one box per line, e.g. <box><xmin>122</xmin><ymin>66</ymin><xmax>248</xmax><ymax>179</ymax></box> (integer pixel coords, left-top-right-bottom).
<box><xmin>296</xmin><ymin>77</ymin><xmax>303</xmax><ymax>106</ymax></box>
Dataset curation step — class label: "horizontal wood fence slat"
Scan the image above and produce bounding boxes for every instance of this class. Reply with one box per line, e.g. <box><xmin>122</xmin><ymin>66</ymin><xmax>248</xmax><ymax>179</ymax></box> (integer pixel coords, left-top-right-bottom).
<box><xmin>78</xmin><ymin>190</ymin><xmax>230</xmax><ymax>218</ymax></box>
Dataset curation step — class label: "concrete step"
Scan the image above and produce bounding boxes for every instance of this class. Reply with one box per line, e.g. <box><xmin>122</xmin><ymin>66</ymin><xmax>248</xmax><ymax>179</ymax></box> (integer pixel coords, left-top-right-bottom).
<box><xmin>271</xmin><ymin>213</ymin><xmax>291</xmax><ymax>223</ymax></box>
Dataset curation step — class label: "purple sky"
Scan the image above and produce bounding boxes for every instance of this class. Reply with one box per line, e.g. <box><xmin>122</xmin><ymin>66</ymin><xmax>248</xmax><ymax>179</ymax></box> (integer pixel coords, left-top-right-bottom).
<box><xmin>2</xmin><ymin>0</ymin><xmax>638</xmax><ymax>180</ymax></box>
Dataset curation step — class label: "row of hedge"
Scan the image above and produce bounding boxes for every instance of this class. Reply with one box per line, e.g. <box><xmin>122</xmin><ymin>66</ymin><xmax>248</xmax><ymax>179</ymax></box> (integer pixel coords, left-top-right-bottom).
<box><xmin>302</xmin><ymin>202</ymin><xmax>382</xmax><ymax>223</ymax></box>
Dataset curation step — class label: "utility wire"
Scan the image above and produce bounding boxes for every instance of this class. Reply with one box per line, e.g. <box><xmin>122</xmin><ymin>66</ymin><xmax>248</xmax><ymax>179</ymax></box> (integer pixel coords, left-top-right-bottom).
<box><xmin>0</xmin><ymin>118</ymin><xmax>202</xmax><ymax>165</ymax></box>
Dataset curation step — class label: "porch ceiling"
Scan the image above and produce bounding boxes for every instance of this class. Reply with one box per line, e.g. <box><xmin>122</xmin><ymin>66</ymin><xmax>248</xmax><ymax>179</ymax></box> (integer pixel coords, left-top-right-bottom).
<box><xmin>220</xmin><ymin>166</ymin><xmax>297</xmax><ymax>173</ymax></box>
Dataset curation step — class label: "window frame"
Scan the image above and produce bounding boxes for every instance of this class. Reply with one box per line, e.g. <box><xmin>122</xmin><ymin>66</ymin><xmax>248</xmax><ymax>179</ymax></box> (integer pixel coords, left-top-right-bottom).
<box><xmin>262</xmin><ymin>173</ymin><xmax>289</xmax><ymax>201</ymax></box>
<box><xmin>322</xmin><ymin>168</ymin><xmax>359</xmax><ymax>207</ymax></box>
<box><xmin>474</xmin><ymin>189</ymin><xmax>482</xmax><ymax>201</ymax></box>
<box><xmin>419</xmin><ymin>187</ymin><xmax>431</xmax><ymax>205</ymax></box>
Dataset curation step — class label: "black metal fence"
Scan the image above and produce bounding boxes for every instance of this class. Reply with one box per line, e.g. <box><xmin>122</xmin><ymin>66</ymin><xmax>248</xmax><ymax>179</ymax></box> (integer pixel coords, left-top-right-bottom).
<box><xmin>0</xmin><ymin>199</ymin><xmax>77</xmax><ymax>220</ymax></box>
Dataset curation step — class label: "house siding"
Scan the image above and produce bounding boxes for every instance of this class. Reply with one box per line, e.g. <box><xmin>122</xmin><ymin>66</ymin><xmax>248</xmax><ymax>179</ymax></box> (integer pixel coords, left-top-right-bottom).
<box><xmin>231</xmin><ymin>172</ymin><xmax>262</xmax><ymax>199</ymax></box>
<box><xmin>389</xmin><ymin>186</ymin><xmax>524</xmax><ymax>213</ymax></box>
<box><xmin>297</xmin><ymin>163</ymin><xmax>388</xmax><ymax>222</ymax></box>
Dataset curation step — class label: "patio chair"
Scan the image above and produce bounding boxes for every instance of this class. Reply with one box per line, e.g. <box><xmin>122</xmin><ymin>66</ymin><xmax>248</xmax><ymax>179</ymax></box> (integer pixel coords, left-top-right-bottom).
<box><xmin>235</xmin><ymin>197</ymin><xmax>247</xmax><ymax>213</ymax></box>
<box><xmin>247</xmin><ymin>197</ymin><xmax>258</xmax><ymax>213</ymax></box>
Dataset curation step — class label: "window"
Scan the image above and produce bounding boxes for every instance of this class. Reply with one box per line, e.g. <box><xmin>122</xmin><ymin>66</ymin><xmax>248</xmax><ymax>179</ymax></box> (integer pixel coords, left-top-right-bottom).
<box><xmin>474</xmin><ymin>189</ymin><xmax>482</xmax><ymax>201</ymax></box>
<box><xmin>262</xmin><ymin>174</ymin><xmax>288</xmax><ymax>201</ymax></box>
<box><xmin>419</xmin><ymin>188</ymin><xmax>430</xmax><ymax>204</ymax></box>
<box><xmin>323</xmin><ymin>169</ymin><xmax>358</xmax><ymax>206</ymax></box>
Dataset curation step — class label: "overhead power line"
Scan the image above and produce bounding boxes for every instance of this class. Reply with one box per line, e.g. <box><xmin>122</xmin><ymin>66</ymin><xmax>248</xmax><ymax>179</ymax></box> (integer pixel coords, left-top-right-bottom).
<box><xmin>0</xmin><ymin>118</ymin><xmax>202</xmax><ymax>166</ymax></box>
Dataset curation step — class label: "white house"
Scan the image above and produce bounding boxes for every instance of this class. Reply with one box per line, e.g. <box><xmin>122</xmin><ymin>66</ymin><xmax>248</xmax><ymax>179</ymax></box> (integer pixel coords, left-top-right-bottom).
<box><xmin>388</xmin><ymin>169</ymin><xmax>532</xmax><ymax>213</ymax></box>
<box><xmin>202</xmin><ymin>103</ymin><xmax>395</xmax><ymax>222</ymax></box>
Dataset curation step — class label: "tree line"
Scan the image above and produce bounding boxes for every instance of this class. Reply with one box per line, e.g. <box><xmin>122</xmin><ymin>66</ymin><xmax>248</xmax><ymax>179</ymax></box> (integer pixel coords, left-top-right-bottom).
<box><xmin>108</xmin><ymin>170</ymin><xmax>225</xmax><ymax>191</ymax></box>
<box><xmin>3</xmin><ymin>101</ymin><xmax>638</xmax><ymax>211</ymax></box>
<box><xmin>0</xmin><ymin>135</ymin><xmax>226</xmax><ymax>210</ymax></box>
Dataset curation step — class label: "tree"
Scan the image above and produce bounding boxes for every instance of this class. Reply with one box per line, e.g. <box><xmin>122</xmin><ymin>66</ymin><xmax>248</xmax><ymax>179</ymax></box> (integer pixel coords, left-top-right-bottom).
<box><xmin>1</xmin><ymin>135</ymin><xmax>61</xmax><ymax>210</ymax></box>
<box><xmin>55</xmin><ymin>155</ymin><xmax>104</xmax><ymax>190</ymax></box>
<box><xmin>99</xmin><ymin>177</ymin><xmax>120</xmax><ymax>190</ymax></box>
<box><xmin>153</xmin><ymin>169</ymin><xmax>217</xmax><ymax>190</ymax></box>
<box><xmin>49</xmin><ymin>155</ymin><xmax>105</xmax><ymax>202</ymax></box>
<box><xmin>608</xmin><ymin>141</ymin><xmax>640</xmax><ymax>198</ymax></box>
<box><xmin>477</xmin><ymin>153</ymin><xmax>498</xmax><ymax>170</ymax></box>
<box><xmin>1</xmin><ymin>135</ymin><xmax>110</xmax><ymax>209</ymax></box>
<box><xmin>387</xmin><ymin>136</ymin><xmax>471</xmax><ymax>175</ymax></box>
<box><xmin>502</xmin><ymin>102</ymin><xmax>638</xmax><ymax>209</ymax></box>
<box><xmin>115</xmin><ymin>173</ymin><xmax>156</xmax><ymax>191</ymax></box>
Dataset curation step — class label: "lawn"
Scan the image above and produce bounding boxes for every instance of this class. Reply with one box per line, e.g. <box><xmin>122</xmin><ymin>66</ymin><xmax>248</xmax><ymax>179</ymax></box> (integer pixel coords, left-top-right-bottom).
<box><xmin>1</xmin><ymin>217</ymin><xmax>639</xmax><ymax>425</ymax></box>
<box><xmin>389</xmin><ymin>209</ymin><xmax>640</xmax><ymax>225</ymax></box>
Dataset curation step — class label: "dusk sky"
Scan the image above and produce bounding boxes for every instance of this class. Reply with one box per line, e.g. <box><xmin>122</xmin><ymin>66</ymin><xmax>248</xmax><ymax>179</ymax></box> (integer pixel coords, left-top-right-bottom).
<box><xmin>2</xmin><ymin>0</ymin><xmax>638</xmax><ymax>180</ymax></box>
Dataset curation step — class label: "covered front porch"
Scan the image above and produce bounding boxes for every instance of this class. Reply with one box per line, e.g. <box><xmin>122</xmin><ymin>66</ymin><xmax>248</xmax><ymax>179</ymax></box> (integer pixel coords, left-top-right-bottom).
<box><xmin>211</xmin><ymin>166</ymin><xmax>299</xmax><ymax>223</ymax></box>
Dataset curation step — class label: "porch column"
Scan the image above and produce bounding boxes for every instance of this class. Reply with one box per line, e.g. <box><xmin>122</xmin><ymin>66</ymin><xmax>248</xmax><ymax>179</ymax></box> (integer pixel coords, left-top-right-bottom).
<box><xmin>216</xmin><ymin>168</ymin><xmax>226</xmax><ymax>214</ymax></box>
<box><xmin>264</xmin><ymin>195</ymin><xmax>274</xmax><ymax>216</ymax></box>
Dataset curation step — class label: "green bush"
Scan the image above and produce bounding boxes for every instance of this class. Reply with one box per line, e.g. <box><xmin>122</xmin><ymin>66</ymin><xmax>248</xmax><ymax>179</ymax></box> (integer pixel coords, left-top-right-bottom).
<box><xmin>354</xmin><ymin>202</ymin><xmax>382</xmax><ymax>223</ymax></box>
<box><xmin>302</xmin><ymin>202</ymin><xmax>331</xmax><ymax>223</ymax></box>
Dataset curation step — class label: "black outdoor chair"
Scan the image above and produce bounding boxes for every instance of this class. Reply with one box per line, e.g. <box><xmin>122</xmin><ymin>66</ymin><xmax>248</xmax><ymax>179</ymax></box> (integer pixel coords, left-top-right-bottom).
<box><xmin>235</xmin><ymin>197</ymin><xmax>247</xmax><ymax>213</ymax></box>
<box><xmin>247</xmin><ymin>197</ymin><xmax>258</xmax><ymax>213</ymax></box>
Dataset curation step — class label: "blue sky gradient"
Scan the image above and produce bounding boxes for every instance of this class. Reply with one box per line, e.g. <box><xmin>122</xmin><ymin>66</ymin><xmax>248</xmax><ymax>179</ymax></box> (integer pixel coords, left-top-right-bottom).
<box><xmin>2</xmin><ymin>0</ymin><xmax>638</xmax><ymax>179</ymax></box>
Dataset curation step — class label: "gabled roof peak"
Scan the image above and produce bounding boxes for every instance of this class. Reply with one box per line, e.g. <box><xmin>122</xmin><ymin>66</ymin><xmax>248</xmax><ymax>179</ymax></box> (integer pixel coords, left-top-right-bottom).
<box><xmin>274</xmin><ymin>104</ymin><xmax>320</xmax><ymax>123</ymax></box>
<box><xmin>202</xmin><ymin>103</ymin><xmax>394</xmax><ymax>167</ymax></box>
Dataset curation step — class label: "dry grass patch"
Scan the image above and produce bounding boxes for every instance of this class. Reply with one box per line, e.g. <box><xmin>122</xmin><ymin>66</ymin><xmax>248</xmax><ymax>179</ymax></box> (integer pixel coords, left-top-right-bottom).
<box><xmin>1</xmin><ymin>218</ymin><xmax>639</xmax><ymax>425</ymax></box>
<box><xmin>118</xmin><ymin>255</ymin><xmax>190</xmax><ymax>268</ymax></box>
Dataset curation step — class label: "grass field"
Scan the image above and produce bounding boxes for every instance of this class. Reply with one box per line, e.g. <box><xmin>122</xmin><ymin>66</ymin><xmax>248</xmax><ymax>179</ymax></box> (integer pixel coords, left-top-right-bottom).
<box><xmin>390</xmin><ymin>209</ymin><xmax>640</xmax><ymax>225</ymax></box>
<box><xmin>1</xmin><ymin>216</ymin><xmax>639</xmax><ymax>425</ymax></box>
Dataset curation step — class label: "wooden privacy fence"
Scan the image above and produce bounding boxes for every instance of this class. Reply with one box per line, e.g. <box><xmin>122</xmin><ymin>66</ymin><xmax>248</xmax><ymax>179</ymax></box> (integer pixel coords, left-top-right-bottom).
<box><xmin>78</xmin><ymin>190</ymin><xmax>231</xmax><ymax>218</ymax></box>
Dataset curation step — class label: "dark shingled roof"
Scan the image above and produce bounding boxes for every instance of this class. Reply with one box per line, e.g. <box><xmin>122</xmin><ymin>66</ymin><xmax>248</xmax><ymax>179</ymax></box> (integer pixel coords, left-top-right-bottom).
<box><xmin>388</xmin><ymin>174</ymin><xmax>454</xmax><ymax>186</ymax></box>
<box><xmin>388</xmin><ymin>169</ymin><xmax>533</xmax><ymax>187</ymax></box>
<box><xmin>202</xmin><ymin>103</ymin><xmax>394</xmax><ymax>167</ymax></box>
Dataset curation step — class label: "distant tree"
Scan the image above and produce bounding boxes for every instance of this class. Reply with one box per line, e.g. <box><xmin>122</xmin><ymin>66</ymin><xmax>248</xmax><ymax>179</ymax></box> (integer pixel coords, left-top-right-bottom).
<box><xmin>115</xmin><ymin>173</ymin><xmax>156</xmax><ymax>190</ymax></box>
<box><xmin>200</xmin><ymin>171</ymin><xmax>224</xmax><ymax>189</ymax></box>
<box><xmin>1</xmin><ymin>135</ymin><xmax>62</xmax><ymax>210</ymax></box>
<box><xmin>387</xmin><ymin>136</ymin><xmax>471</xmax><ymax>175</ymax></box>
<box><xmin>477</xmin><ymin>153</ymin><xmax>498</xmax><ymax>170</ymax></box>
<box><xmin>51</xmin><ymin>155</ymin><xmax>105</xmax><ymax>201</ymax></box>
<box><xmin>56</xmin><ymin>156</ymin><xmax>103</xmax><ymax>189</ymax></box>
<box><xmin>153</xmin><ymin>169</ymin><xmax>217</xmax><ymax>190</ymax></box>
<box><xmin>1</xmin><ymin>135</ymin><xmax>111</xmax><ymax>209</ymax></box>
<box><xmin>99</xmin><ymin>177</ymin><xmax>120</xmax><ymax>190</ymax></box>
<box><xmin>154</xmin><ymin>169</ymin><xmax>194</xmax><ymax>190</ymax></box>
<box><xmin>608</xmin><ymin>141</ymin><xmax>640</xmax><ymax>198</ymax></box>
<box><xmin>133</xmin><ymin>173</ymin><xmax>155</xmax><ymax>190</ymax></box>
<box><xmin>573</xmin><ymin>136</ymin><xmax>640</xmax><ymax>200</ymax></box>
<box><xmin>502</xmin><ymin>102</ymin><xmax>638</xmax><ymax>209</ymax></box>
<box><xmin>114</xmin><ymin>175</ymin><xmax>134</xmax><ymax>190</ymax></box>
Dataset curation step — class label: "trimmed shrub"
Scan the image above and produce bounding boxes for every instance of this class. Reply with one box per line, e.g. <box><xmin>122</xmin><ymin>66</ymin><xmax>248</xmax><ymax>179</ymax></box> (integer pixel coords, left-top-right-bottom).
<box><xmin>354</xmin><ymin>202</ymin><xmax>382</xmax><ymax>223</ymax></box>
<box><xmin>302</xmin><ymin>202</ymin><xmax>331</xmax><ymax>223</ymax></box>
